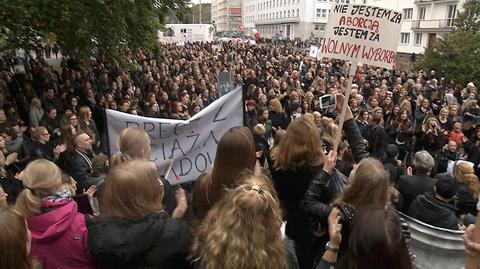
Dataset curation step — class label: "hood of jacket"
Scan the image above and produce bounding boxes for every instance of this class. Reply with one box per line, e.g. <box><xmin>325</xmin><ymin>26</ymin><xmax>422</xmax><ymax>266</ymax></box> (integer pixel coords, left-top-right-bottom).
<box><xmin>409</xmin><ymin>192</ymin><xmax>458</xmax><ymax>228</ymax></box>
<box><xmin>27</xmin><ymin>200</ymin><xmax>78</xmax><ymax>243</ymax></box>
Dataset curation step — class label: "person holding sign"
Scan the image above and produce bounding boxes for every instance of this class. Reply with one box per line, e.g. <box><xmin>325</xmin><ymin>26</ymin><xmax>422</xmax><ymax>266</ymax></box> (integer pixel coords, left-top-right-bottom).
<box><xmin>270</xmin><ymin>94</ymin><xmax>369</xmax><ymax>269</ymax></box>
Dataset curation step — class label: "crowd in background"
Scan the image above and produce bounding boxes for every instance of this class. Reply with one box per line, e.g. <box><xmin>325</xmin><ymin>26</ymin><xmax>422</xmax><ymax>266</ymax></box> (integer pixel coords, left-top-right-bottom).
<box><xmin>0</xmin><ymin>40</ymin><xmax>480</xmax><ymax>269</ymax></box>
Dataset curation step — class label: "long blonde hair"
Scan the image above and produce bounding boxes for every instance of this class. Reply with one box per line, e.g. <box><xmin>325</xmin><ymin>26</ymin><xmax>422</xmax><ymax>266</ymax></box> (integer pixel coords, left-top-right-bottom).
<box><xmin>111</xmin><ymin>127</ymin><xmax>151</xmax><ymax>166</ymax></box>
<box><xmin>336</xmin><ymin>158</ymin><xmax>391</xmax><ymax>209</ymax></box>
<box><xmin>273</xmin><ymin>116</ymin><xmax>324</xmax><ymax>170</ymax></box>
<box><xmin>192</xmin><ymin>174</ymin><xmax>286</xmax><ymax>269</ymax></box>
<box><xmin>15</xmin><ymin>160</ymin><xmax>62</xmax><ymax>218</ymax></box>
<box><xmin>454</xmin><ymin>162</ymin><xmax>480</xmax><ymax>199</ymax></box>
<box><xmin>102</xmin><ymin>159</ymin><xmax>164</xmax><ymax>219</ymax></box>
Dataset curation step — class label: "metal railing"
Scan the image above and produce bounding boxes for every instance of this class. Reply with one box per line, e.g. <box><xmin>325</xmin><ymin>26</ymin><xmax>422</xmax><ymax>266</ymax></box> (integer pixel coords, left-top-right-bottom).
<box><xmin>411</xmin><ymin>19</ymin><xmax>455</xmax><ymax>30</ymax></box>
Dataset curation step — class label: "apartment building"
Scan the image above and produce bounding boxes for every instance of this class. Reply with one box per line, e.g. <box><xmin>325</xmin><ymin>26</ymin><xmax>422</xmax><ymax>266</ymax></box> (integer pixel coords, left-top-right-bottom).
<box><xmin>212</xmin><ymin>0</ymin><xmax>242</xmax><ymax>32</ymax></box>
<box><xmin>242</xmin><ymin>0</ymin><xmax>355</xmax><ymax>40</ymax></box>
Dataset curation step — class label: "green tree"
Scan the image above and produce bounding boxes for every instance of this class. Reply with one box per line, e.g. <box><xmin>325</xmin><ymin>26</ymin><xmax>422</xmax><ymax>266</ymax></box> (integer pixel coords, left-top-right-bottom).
<box><xmin>416</xmin><ymin>0</ymin><xmax>480</xmax><ymax>86</ymax></box>
<box><xmin>0</xmin><ymin>0</ymin><xmax>189</xmax><ymax>65</ymax></box>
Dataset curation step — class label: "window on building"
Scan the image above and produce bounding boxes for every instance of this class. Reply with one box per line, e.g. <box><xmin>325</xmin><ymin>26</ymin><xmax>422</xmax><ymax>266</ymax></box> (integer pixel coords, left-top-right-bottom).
<box><xmin>414</xmin><ymin>33</ymin><xmax>422</xmax><ymax>45</ymax></box>
<box><xmin>284</xmin><ymin>10</ymin><xmax>286</xmax><ymax>18</ymax></box>
<box><xmin>315</xmin><ymin>24</ymin><xmax>320</xmax><ymax>30</ymax></box>
<box><xmin>418</xmin><ymin>7</ymin><xmax>426</xmax><ymax>20</ymax></box>
<box><xmin>403</xmin><ymin>8</ymin><xmax>413</xmax><ymax>20</ymax></box>
<box><xmin>322</xmin><ymin>9</ymin><xmax>327</xmax><ymax>18</ymax></box>
<box><xmin>447</xmin><ymin>5</ymin><xmax>457</xmax><ymax>27</ymax></box>
<box><xmin>319</xmin><ymin>24</ymin><xmax>326</xmax><ymax>30</ymax></box>
<box><xmin>400</xmin><ymin>33</ymin><xmax>410</xmax><ymax>44</ymax></box>
<box><xmin>288</xmin><ymin>10</ymin><xmax>290</xmax><ymax>17</ymax></box>
<box><xmin>316</xmin><ymin>9</ymin><xmax>321</xmax><ymax>18</ymax></box>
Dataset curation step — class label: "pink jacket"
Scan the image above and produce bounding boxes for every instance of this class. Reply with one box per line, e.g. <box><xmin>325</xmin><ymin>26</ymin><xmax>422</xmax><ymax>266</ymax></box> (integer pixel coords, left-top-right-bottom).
<box><xmin>27</xmin><ymin>200</ymin><xmax>96</xmax><ymax>269</ymax></box>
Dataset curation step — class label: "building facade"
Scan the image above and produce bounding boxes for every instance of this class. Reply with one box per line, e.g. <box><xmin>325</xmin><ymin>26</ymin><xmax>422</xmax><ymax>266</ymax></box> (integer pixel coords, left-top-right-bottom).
<box><xmin>242</xmin><ymin>0</ymin><xmax>354</xmax><ymax>40</ymax></box>
<box><xmin>363</xmin><ymin>0</ymin><xmax>464</xmax><ymax>55</ymax></box>
<box><xmin>212</xmin><ymin>0</ymin><xmax>242</xmax><ymax>32</ymax></box>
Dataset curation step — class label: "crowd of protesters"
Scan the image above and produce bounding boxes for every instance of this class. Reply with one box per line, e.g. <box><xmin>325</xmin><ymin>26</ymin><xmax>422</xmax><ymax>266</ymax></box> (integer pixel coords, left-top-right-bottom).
<box><xmin>1</xmin><ymin>40</ymin><xmax>480</xmax><ymax>269</ymax></box>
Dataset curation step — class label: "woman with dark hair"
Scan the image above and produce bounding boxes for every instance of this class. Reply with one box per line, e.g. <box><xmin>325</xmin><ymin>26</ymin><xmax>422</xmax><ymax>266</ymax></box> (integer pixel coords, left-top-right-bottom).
<box><xmin>316</xmin><ymin>206</ymin><xmax>412</xmax><ymax>269</ymax></box>
<box><xmin>273</xmin><ymin>97</ymin><xmax>368</xmax><ymax>269</ymax></box>
<box><xmin>257</xmin><ymin>107</ymin><xmax>273</xmax><ymax>141</ymax></box>
<box><xmin>191</xmin><ymin>174</ymin><xmax>299</xmax><ymax>269</ymax></box>
<box><xmin>0</xmin><ymin>207</ymin><xmax>35</xmax><ymax>269</ymax></box>
<box><xmin>39</xmin><ymin>107</ymin><xmax>61</xmax><ymax>141</ymax></box>
<box><xmin>87</xmin><ymin>159</ymin><xmax>191</xmax><ymax>269</ymax></box>
<box><xmin>170</xmin><ymin>101</ymin><xmax>186</xmax><ymax>120</ymax></box>
<box><xmin>387</xmin><ymin>109</ymin><xmax>412</xmax><ymax>160</ymax></box>
<box><xmin>368</xmin><ymin>112</ymin><xmax>388</xmax><ymax>159</ymax></box>
<box><xmin>191</xmin><ymin>126</ymin><xmax>257</xmax><ymax>222</ymax></box>
<box><xmin>355</xmin><ymin>108</ymin><xmax>370</xmax><ymax>140</ymax></box>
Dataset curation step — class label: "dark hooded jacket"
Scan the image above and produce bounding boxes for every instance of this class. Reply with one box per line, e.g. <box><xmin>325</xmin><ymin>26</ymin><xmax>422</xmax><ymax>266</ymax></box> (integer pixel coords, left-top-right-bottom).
<box><xmin>86</xmin><ymin>212</ymin><xmax>192</xmax><ymax>269</ymax></box>
<box><xmin>408</xmin><ymin>192</ymin><xmax>459</xmax><ymax>230</ymax></box>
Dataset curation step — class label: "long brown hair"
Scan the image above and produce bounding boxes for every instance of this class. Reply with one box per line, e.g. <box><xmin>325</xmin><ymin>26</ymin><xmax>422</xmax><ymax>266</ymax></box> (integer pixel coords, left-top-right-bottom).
<box><xmin>192</xmin><ymin>127</ymin><xmax>256</xmax><ymax>220</ymax></box>
<box><xmin>273</xmin><ymin>116</ymin><xmax>324</xmax><ymax>170</ymax></box>
<box><xmin>338</xmin><ymin>205</ymin><xmax>412</xmax><ymax>269</ymax></box>
<box><xmin>336</xmin><ymin>158</ymin><xmax>391</xmax><ymax>209</ymax></box>
<box><xmin>102</xmin><ymin>159</ymin><xmax>164</xmax><ymax>219</ymax></box>
<box><xmin>0</xmin><ymin>208</ymin><xmax>33</xmax><ymax>269</ymax></box>
<box><xmin>192</xmin><ymin>174</ymin><xmax>286</xmax><ymax>269</ymax></box>
<box><xmin>454</xmin><ymin>162</ymin><xmax>480</xmax><ymax>199</ymax></box>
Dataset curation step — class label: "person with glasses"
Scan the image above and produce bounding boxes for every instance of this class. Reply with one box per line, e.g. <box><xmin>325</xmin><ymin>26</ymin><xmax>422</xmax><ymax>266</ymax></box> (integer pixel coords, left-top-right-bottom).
<box><xmin>24</xmin><ymin>126</ymin><xmax>66</xmax><ymax>163</ymax></box>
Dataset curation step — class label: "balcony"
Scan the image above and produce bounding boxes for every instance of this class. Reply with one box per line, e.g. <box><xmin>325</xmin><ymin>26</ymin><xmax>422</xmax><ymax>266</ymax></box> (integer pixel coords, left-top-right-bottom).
<box><xmin>255</xmin><ymin>16</ymin><xmax>300</xmax><ymax>25</ymax></box>
<box><xmin>414</xmin><ymin>0</ymin><xmax>458</xmax><ymax>3</ymax></box>
<box><xmin>411</xmin><ymin>19</ymin><xmax>455</xmax><ymax>32</ymax></box>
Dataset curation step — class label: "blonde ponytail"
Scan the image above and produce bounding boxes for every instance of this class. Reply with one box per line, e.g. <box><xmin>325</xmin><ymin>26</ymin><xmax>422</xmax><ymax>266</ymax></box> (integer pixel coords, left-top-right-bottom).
<box><xmin>15</xmin><ymin>160</ymin><xmax>62</xmax><ymax>218</ymax></box>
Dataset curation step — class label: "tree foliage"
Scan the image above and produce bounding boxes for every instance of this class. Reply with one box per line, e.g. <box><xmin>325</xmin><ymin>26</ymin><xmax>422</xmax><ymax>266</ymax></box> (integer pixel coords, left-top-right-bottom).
<box><xmin>416</xmin><ymin>0</ymin><xmax>480</xmax><ymax>86</ymax></box>
<box><xmin>0</xmin><ymin>0</ymin><xmax>189</xmax><ymax>64</ymax></box>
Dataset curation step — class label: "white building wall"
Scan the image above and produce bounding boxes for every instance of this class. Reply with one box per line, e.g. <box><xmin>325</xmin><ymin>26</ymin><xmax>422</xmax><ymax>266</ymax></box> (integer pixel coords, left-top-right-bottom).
<box><xmin>364</xmin><ymin>0</ymin><xmax>464</xmax><ymax>55</ymax></box>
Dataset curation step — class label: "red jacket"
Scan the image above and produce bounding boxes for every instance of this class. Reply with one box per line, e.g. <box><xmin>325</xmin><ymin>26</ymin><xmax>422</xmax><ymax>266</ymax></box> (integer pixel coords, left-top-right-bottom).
<box><xmin>449</xmin><ymin>131</ymin><xmax>466</xmax><ymax>147</ymax></box>
<box><xmin>28</xmin><ymin>200</ymin><xmax>96</xmax><ymax>269</ymax></box>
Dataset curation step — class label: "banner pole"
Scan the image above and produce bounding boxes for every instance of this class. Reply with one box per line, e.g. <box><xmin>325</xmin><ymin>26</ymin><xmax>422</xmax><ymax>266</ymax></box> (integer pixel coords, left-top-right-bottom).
<box><xmin>333</xmin><ymin>62</ymin><xmax>357</xmax><ymax>153</ymax></box>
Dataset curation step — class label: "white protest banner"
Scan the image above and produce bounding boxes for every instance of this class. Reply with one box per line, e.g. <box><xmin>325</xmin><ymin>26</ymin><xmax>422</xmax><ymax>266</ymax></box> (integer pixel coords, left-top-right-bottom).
<box><xmin>309</xmin><ymin>45</ymin><xmax>319</xmax><ymax>58</ymax></box>
<box><xmin>320</xmin><ymin>4</ymin><xmax>402</xmax><ymax>69</ymax></box>
<box><xmin>217</xmin><ymin>71</ymin><xmax>235</xmax><ymax>97</ymax></box>
<box><xmin>106</xmin><ymin>89</ymin><xmax>243</xmax><ymax>184</ymax></box>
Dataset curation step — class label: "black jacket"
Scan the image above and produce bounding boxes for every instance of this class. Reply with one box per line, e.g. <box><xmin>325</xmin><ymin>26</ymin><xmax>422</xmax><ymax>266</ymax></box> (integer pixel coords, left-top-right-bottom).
<box><xmin>69</xmin><ymin>150</ymin><xmax>93</xmax><ymax>192</ymax></box>
<box><xmin>396</xmin><ymin>174</ymin><xmax>436</xmax><ymax>213</ymax></box>
<box><xmin>408</xmin><ymin>192</ymin><xmax>459</xmax><ymax>230</ymax></box>
<box><xmin>301</xmin><ymin>118</ymin><xmax>370</xmax><ymax>227</ymax></box>
<box><xmin>87</xmin><ymin>212</ymin><xmax>192</xmax><ymax>269</ymax></box>
<box><xmin>456</xmin><ymin>182</ymin><xmax>478</xmax><ymax>217</ymax></box>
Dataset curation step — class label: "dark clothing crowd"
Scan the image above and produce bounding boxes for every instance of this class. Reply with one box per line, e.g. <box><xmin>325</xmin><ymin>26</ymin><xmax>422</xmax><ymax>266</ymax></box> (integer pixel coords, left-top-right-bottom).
<box><xmin>0</xmin><ymin>40</ymin><xmax>479</xmax><ymax>269</ymax></box>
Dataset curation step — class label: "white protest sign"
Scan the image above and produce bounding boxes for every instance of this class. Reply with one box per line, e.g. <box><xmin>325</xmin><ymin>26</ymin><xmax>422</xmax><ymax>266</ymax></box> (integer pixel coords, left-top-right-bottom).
<box><xmin>320</xmin><ymin>4</ymin><xmax>402</xmax><ymax>69</ymax></box>
<box><xmin>309</xmin><ymin>45</ymin><xmax>319</xmax><ymax>58</ymax></box>
<box><xmin>217</xmin><ymin>71</ymin><xmax>235</xmax><ymax>97</ymax></box>
<box><xmin>106</xmin><ymin>89</ymin><xmax>243</xmax><ymax>184</ymax></box>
